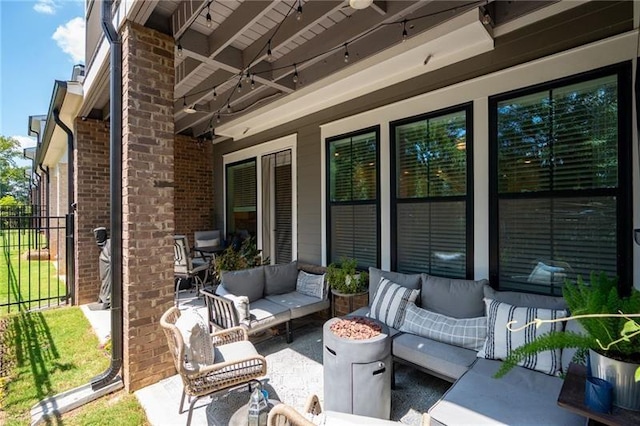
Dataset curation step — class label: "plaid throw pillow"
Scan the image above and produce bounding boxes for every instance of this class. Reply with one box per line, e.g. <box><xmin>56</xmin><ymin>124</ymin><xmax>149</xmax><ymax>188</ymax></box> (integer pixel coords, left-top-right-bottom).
<box><xmin>477</xmin><ymin>298</ymin><xmax>567</xmax><ymax>376</ymax></box>
<box><xmin>370</xmin><ymin>278</ymin><xmax>419</xmax><ymax>329</ymax></box>
<box><xmin>400</xmin><ymin>303</ymin><xmax>487</xmax><ymax>351</ymax></box>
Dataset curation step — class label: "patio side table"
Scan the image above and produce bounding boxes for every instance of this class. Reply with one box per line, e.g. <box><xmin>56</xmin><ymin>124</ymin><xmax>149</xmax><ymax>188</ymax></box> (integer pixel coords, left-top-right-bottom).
<box><xmin>557</xmin><ymin>363</ymin><xmax>640</xmax><ymax>426</ymax></box>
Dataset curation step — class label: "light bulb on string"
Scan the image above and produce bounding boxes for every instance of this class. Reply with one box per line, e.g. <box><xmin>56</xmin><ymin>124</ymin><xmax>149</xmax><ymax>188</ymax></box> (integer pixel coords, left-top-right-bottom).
<box><xmin>343</xmin><ymin>44</ymin><xmax>349</xmax><ymax>63</ymax></box>
<box><xmin>402</xmin><ymin>20</ymin><xmax>408</xmax><ymax>42</ymax></box>
<box><xmin>267</xmin><ymin>39</ymin><xmax>273</xmax><ymax>61</ymax></box>
<box><xmin>227</xmin><ymin>103</ymin><xmax>232</xmax><ymax>113</ymax></box>
<box><xmin>296</xmin><ymin>0</ymin><xmax>302</xmax><ymax>20</ymax></box>
<box><xmin>206</xmin><ymin>2</ymin><xmax>212</xmax><ymax>28</ymax></box>
<box><xmin>212</xmin><ymin>87</ymin><xmax>217</xmax><ymax>101</ymax></box>
<box><xmin>482</xmin><ymin>1</ymin><xmax>491</xmax><ymax>25</ymax></box>
<box><xmin>251</xmin><ymin>76</ymin><xmax>255</xmax><ymax>90</ymax></box>
<box><xmin>177</xmin><ymin>40</ymin><xmax>183</xmax><ymax>57</ymax></box>
<box><xmin>292</xmin><ymin>64</ymin><xmax>299</xmax><ymax>84</ymax></box>
<box><xmin>216</xmin><ymin>113</ymin><xmax>221</xmax><ymax>123</ymax></box>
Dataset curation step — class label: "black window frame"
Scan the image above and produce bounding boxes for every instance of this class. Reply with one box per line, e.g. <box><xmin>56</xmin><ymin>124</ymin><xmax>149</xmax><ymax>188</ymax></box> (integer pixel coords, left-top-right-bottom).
<box><xmin>390</xmin><ymin>102</ymin><xmax>474</xmax><ymax>278</ymax></box>
<box><xmin>488</xmin><ymin>62</ymin><xmax>633</xmax><ymax>294</ymax></box>
<box><xmin>225</xmin><ymin>157</ymin><xmax>258</xmax><ymax>239</ymax></box>
<box><xmin>325</xmin><ymin>126</ymin><xmax>381</xmax><ymax>268</ymax></box>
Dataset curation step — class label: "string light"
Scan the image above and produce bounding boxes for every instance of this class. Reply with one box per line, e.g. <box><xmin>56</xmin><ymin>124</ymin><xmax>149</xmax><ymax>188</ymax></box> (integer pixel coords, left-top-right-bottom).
<box><xmin>216</xmin><ymin>113</ymin><xmax>221</xmax><ymax>123</ymax></box>
<box><xmin>402</xmin><ymin>20</ymin><xmax>408</xmax><ymax>42</ymax></box>
<box><xmin>212</xmin><ymin>87</ymin><xmax>217</xmax><ymax>100</ymax></box>
<box><xmin>343</xmin><ymin>44</ymin><xmax>349</xmax><ymax>63</ymax></box>
<box><xmin>296</xmin><ymin>0</ymin><xmax>302</xmax><ymax>21</ymax></box>
<box><xmin>251</xmin><ymin>76</ymin><xmax>255</xmax><ymax>90</ymax></box>
<box><xmin>482</xmin><ymin>1</ymin><xmax>491</xmax><ymax>25</ymax></box>
<box><xmin>238</xmin><ymin>80</ymin><xmax>242</xmax><ymax>92</ymax></box>
<box><xmin>245</xmin><ymin>70</ymin><xmax>251</xmax><ymax>83</ymax></box>
<box><xmin>227</xmin><ymin>103</ymin><xmax>232</xmax><ymax>113</ymax></box>
<box><xmin>267</xmin><ymin>39</ymin><xmax>273</xmax><ymax>61</ymax></box>
<box><xmin>206</xmin><ymin>2</ymin><xmax>212</xmax><ymax>28</ymax></box>
<box><xmin>292</xmin><ymin>63</ymin><xmax>298</xmax><ymax>83</ymax></box>
<box><xmin>177</xmin><ymin>39</ymin><xmax>183</xmax><ymax>57</ymax></box>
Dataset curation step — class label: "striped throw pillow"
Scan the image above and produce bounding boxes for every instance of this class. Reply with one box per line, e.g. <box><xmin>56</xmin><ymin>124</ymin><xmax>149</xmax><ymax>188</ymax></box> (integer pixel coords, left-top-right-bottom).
<box><xmin>370</xmin><ymin>278</ymin><xmax>419</xmax><ymax>329</ymax></box>
<box><xmin>400</xmin><ymin>303</ymin><xmax>487</xmax><ymax>351</ymax></box>
<box><xmin>477</xmin><ymin>298</ymin><xmax>567</xmax><ymax>376</ymax></box>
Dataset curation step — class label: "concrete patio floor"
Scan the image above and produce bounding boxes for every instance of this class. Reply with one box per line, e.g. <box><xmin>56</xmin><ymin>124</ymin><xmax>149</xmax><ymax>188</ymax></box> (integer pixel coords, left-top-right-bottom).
<box><xmin>82</xmin><ymin>289</ymin><xmax>450</xmax><ymax>425</ymax></box>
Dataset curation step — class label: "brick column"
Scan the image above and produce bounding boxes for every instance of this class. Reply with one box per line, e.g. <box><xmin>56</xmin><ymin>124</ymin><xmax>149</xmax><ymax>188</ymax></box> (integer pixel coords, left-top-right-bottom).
<box><xmin>121</xmin><ymin>21</ymin><xmax>175</xmax><ymax>391</ymax></box>
<box><xmin>174</xmin><ymin>134</ymin><xmax>214</xmax><ymax>240</ymax></box>
<box><xmin>74</xmin><ymin>118</ymin><xmax>110</xmax><ymax>305</ymax></box>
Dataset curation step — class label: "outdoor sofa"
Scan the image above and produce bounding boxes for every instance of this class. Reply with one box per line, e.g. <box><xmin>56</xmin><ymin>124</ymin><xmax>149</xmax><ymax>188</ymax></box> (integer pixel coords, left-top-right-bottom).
<box><xmin>347</xmin><ymin>267</ymin><xmax>586</xmax><ymax>426</ymax></box>
<box><xmin>200</xmin><ymin>261</ymin><xmax>328</xmax><ymax>343</ymax></box>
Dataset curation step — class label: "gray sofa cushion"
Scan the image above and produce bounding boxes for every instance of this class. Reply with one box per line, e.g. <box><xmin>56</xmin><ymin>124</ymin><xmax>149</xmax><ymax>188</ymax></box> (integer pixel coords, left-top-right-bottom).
<box><xmin>428</xmin><ymin>358</ymin><xmax>585</xmax><ymax>426</ymax></box>
<box><xmin>246</xmin><ymin>298</ymin><xmax>291</xmax><ymax>333</ymax></box>
<box><xmin>221</xmin><ymin>266</ymin><xmax>265</xmax><ymax>302</ymax></box>
<box><xmin>369</xmin><ymin>268</ymin><xmax>421</xmax><ymax>306</ymax></box>
<box><xmin>392</xmin><ymin>333</ymin><xmax>477</xmax><ymax>381</ymax></box>
<box><xmin>266</xmin><ymin>292</ymin><xmax>330</xmax><ymax>319</ymax></box>
<box><xmin>264</xmin><ymin>261</ymin><xmax>298</xmax><ymax>295</ymax></box>
<box><xmin>421</xmin><ymin>274</ymin><xmax>487</xmax><ymax>318</ymax></box>
<box><xmin>483</xmin><ymin>285</ymin><xmax>567</xmax><ymax>310</ymax></box>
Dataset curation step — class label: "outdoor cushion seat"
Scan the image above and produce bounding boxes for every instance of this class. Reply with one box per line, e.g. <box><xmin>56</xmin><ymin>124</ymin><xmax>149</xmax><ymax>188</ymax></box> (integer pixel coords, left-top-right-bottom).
<box><xmin>214</xmin><ymin>340</ymin><xmax>259</xmax><ymax>363</ymax></box>
<box><xmin>245</xmin><ymin>298</ymin><xmax>291</xmax><ymax>332</ymax></box>
<box><xmin>428</xmin><ymin>358</ymin><xmax>585</xmax><ymax>426</ymax></box>
<box><xmin>266</xmin><ymin>292</ymin><xmax>330</xmax><ymax>319</ymax></box>
<box><xmin>392</xmin><ymin>333</ymin><xmax>477</xmax><ymax>382</ymax></box>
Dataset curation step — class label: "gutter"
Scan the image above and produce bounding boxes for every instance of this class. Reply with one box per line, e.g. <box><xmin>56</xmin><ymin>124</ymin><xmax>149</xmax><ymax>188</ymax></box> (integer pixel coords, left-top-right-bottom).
<box><xmin>91</xmin><ymin>0</ymin><xmax>123</xmax><ymax>391</ymax></box>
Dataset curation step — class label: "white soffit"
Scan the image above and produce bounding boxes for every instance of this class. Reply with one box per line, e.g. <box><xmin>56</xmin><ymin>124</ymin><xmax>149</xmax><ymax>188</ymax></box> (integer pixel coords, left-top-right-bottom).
<box><xmin>44</xmin><ymin>82</ymin><xmax>83</xmax><ymax>167</ymax></box>
<box><xmin>218</xmin><ymin>9</ymin><xmax>494</xmax><ymax>141</ymax></box>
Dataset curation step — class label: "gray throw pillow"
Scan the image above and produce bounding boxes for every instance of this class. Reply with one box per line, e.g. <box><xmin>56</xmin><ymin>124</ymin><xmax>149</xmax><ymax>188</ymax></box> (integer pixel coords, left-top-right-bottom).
<box><xmin>483</xmin><ymin>285</ymin><xmax>567</xmax><ymax>310</ymax></box>
<box><xmin>421</xmin><ymin>274</ymin><xmax>487</xmax><ymax>319</ymax></box>
<box><xmin>221</xmin><ymin>266</ymin><xmax>265</xmax><ymax>302</ymax></box>
<box><xmin>264</xmin><ymin>261</ymin><xmax>298</xmax><ymax>295</ymax></box>
<box><xmin>368</xmin><ymin>267</ymin><xmax>421</xmax><ymax>307</ymax></box>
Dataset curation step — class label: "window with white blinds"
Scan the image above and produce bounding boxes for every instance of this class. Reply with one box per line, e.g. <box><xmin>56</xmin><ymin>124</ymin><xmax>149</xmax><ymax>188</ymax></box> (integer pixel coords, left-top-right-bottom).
<box><xmin>327</xmin><ymin>128</ymin><xmax>379</xmax><ymax>268</ymax></box>
<box><xmin>391</xmin><ymin>106</ymin><xmax>472</xmax><ymax>277</ymax></box>
<box><xmin>226</xmin><ymin>159</ymin><xmax>257</xmax><ymax>237</ymax></box>
<box><xmin>491</xmin><ymin>66</ymin><xmax>632</xmax><ymax>295</ymax></box>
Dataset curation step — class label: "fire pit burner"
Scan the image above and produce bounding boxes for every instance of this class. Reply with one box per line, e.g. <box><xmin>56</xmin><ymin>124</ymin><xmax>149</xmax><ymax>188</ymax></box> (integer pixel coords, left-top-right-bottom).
<box><xmin>329</xmin><ymin>317</ymin><xmax>382</xmax><ymax>339</ymax></box>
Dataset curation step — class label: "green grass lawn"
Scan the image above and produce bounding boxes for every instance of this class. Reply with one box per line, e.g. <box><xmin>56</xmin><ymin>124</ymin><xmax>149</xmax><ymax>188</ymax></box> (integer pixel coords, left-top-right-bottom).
<box><xmin>0</xmin><ymin>230</ymin><xmax>67</xmax><ymax>315</ymax></box>
<box><xmin>0</xmin><ymin>306</ymin><xmax>147</xmax><ymax>425</ymax></box>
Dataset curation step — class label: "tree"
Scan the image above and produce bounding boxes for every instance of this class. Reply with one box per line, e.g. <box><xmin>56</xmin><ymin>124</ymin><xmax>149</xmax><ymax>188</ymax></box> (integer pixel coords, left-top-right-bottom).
<box><xmin>0</xmin><ymin>135</ymin><xmax>30</xmax><ymax>203</ymax></box>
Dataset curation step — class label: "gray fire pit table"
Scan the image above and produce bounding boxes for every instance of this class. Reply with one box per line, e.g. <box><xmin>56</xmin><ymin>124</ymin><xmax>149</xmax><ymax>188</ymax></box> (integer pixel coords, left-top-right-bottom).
<box><xmin>323</xmin><ymin>316</ymin><xmax>392</xmax><ymax>419</ymax></box>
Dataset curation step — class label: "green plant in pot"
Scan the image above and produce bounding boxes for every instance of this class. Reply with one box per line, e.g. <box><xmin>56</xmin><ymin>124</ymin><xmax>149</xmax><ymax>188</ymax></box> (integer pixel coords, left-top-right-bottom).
<box><xmin>495</xmin><ymin>272</ymin><xmax>640</xmax><ymax>411</ymax></box>
<box><xmin>326</xmin><ymin>257</ymin><xmax>369</xmax><ymax>295</ymax></box>
<box><xmin>214</xmin><ymin>236</ymin><xmax>269</xmax><ymax>279</ymax></box>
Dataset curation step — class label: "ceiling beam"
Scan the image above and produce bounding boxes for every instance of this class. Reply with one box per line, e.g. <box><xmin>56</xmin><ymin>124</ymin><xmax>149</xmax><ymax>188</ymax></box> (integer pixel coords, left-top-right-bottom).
<box><xmin>172</xmin><ymin>0</ymin><xmax>208</xmax><ymax>40</ymax></box>
<box><xmin>270</xmin><ymin>1</ymin><xmax>438</xmax><ymax>81</ymax></box>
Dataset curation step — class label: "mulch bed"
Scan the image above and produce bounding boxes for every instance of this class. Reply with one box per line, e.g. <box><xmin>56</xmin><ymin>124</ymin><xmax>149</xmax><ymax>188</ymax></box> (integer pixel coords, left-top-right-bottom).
<box><xmin>330</xmin><ymin>316</ymin><xmax>382</xmax><ymax>340</ymax></box>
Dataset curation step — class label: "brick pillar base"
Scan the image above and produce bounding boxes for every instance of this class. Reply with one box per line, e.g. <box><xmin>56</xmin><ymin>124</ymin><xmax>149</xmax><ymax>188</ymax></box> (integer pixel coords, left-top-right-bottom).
<box><xmin>332</xmin><ymin>292</ymin><xmax>369</xmax><ymax>317</ymax></box>
<box><xmin>74</xmin><ymin>118</ymin><xmax>110</xmax><ymax>305</ymax></box>
<box><xmin>121</xmin><ymin>21</ymin><xmax>175</xmax><ymax>391</ymax></box>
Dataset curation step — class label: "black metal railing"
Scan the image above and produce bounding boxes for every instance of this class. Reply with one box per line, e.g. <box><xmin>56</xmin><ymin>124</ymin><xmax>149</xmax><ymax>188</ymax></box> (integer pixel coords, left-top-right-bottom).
<box><xmin>0</xmin><ymin>205</ymin><xmax>72</xmax><ymax>314</ymax></box>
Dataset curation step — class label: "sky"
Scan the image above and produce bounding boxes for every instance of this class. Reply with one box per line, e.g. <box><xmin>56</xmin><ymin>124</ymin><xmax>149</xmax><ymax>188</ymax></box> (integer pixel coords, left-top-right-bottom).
<box><xmin>0</xmin><ymin>0</ymin><xmax>85</xmax><ymax>166</ymax></box>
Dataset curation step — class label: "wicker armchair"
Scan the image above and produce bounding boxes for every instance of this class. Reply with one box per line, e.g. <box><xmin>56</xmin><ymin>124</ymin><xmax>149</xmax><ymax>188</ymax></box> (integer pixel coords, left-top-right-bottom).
<box><xmin>268</xmin><ymin>394</ymin><xmax>432</xmax><ymax>426</ymax></box>
<box><xmin>160</xmin><ymin>307</ymin><xmax>267</xmax><ymax>426</ymax></box>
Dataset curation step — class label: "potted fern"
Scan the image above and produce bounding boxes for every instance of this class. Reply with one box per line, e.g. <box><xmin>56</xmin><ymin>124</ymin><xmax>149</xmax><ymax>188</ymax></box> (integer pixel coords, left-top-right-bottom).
<box><xmin>326</xmin><ymin>257</ymin><xmax>369</xmax><ymax>317</ymax></box>
<box><xmin>495</xmin><ymin>272</ymin><xmax>640</xmax><ymax>411</ymax></box>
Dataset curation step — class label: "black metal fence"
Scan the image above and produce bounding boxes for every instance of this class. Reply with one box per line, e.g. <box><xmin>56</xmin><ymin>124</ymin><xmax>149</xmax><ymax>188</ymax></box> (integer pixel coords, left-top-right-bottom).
<box><xmin>0</xmin><ymin>205</ymin><xmax>72</xmax><ymax>314</ymax></box>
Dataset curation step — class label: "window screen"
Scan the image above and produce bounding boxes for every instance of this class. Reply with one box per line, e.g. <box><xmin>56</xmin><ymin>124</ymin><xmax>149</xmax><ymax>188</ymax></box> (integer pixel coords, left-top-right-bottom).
<box><xmin>491</xmin><ymin>68</ymin><xmax>631</xmax><ymax>295</ymax></box>
<box><xmin>392</xmin><ymin>107</ymin><xmax>472</xmax><ymax>277</ymax></box>
<box><xmin>327</xmin><ymin>129</ymin><xmax>379</xmax><ymax>268</ymax></box>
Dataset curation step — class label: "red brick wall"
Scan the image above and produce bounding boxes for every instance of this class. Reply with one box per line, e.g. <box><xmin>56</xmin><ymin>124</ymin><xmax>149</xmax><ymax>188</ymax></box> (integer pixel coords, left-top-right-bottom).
<box><xmin>174</xmin><ymin>134</ymin><xmax>214</xmax><ymax>243</ymax></box>
<box><xmin>121</xmin><ymin>21</ymin><xmax>175</xmax><ymax>392</ymax></box>
<box><xmin>74</xmin><ymin>118</ymin><xmax>110</xmax><ymax>305</ymax></box>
